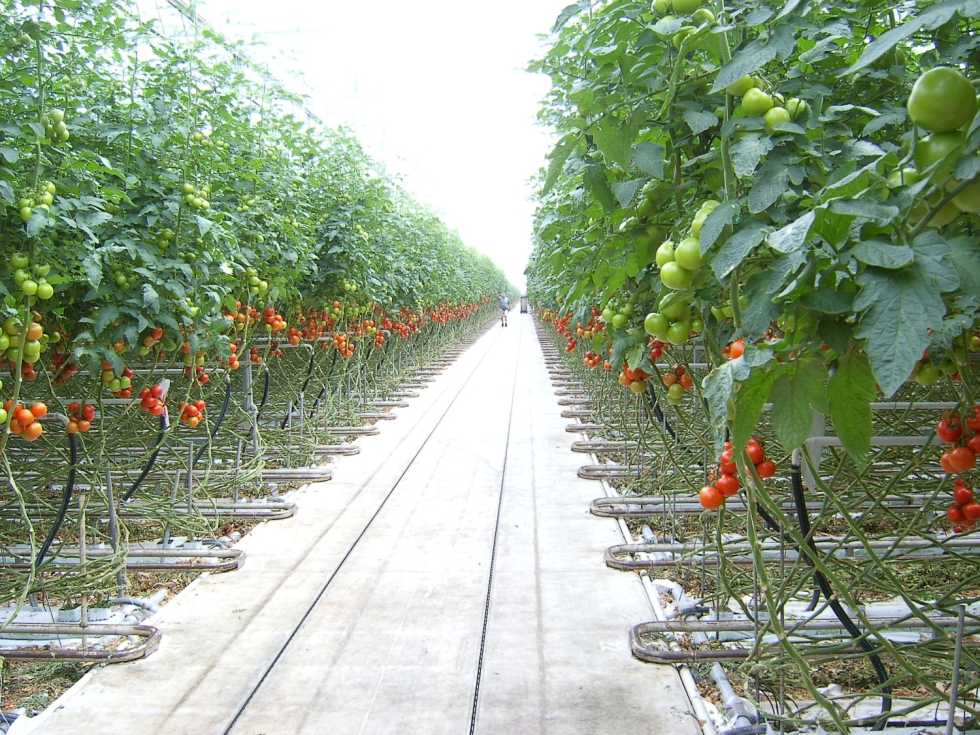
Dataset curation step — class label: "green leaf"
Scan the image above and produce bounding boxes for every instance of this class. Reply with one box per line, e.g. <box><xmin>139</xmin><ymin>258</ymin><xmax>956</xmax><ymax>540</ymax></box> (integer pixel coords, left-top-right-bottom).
<box><xmin>142</xmin><ymin>283</ymin><xmax>160</xmax><ymax>313</ymax></box>
<box><xmin>632</xmin><ymin>142</ymin><xmax>665</xmax><ymax>179</ymax></box>
<box><xmin>911</xmin><ymin>232</ymin><xmax>959</xmax><ymax>293</ymax></box>
<box><xmin>611</xmin><ymin>179</ymin><xmax>642</xmax><ymax>209</ymax></box>
<box><xmin>800</xmin><ymin>287</ymin><xmax>855</xmax><ymax>314</ymax></box>
<box><xmin>94</xmin><ymin>305</ymin><xmax>120</xmax><ymax>336</ymax></box>
<box><xmin>767</xmin><ymin>210</ymin><xmax>814</xmax><ymax>253</ymax></box>
<box><xmin>25</xmin><ymin>213</ymin><xmax>46</xmax><ymax>238</ymax></box>
<box><xmin>710</xmin><ymin>25</ymin><xmax>796</xmax><ymax>93</ymax></box>
<box><xmin>854</xmin><ymin>264</ymin><xmax>947</xmax><ymax>397</ymax></box>
<box><xmin>947</xmin><ymin>236</ymin><xmax>980</xmax><ymax>297</ymax></box>
<box><xmin>594</xmin><ymin>116</ymin><xmax>632</xmax><ymax>168</ymax></box>
<box><xmin>731</xmin><ymin>134</ymin><xmax>773</xmax><ymax>178</ymax></box>
<box><xmin>841</xmin><ymin>2</ymin><xmax>962</xmax><ymax>75</ymax></box>
<box><xmin>683</xmin><ymin>109</ymin><xmax>718</xmax><ymax>136</ymax></box>
<box><xmin>812</xmin><ymin>208</ymin><xmax>853</xmax><ymax>248</ymax></box>
<box><xmin>543</xmin><ymin>135</ymin><xmax>576</xmax><ymax>194</ymax></box>
<box><xmin>732</xmin><ymin>367</ymin><xmax>780</xmax><ymax>451</ymax></box>
<box><xmin>711</xmin><ymin>221</ymin><xmax>767</xmax><ymax>279</ymax></box>
<box><xmin>704</xmin><ymin>361</ymin><xmax>736</xmax><ymax>456</ymax></box>
<box><xmin>828</xmin><ymin>200</ymin><xmax>899</xmax><ymax>226</ymax></box>
<box><xmin>748</xmin><ymin>163</ymin><xmax>790</xmax><ymax>214</ymax></box>
<box><xmin>584</xmin><ymin>169</ymin><xmax>617</xmax><ymax>212</ymax></box>
<box><xmin>699</xmin><ymin>201</ymin><xmax>739</xmax><ymax>255</ymax></box>
<box><xmin>827</xmin><ymin>351</ymin><xmax>876</xmax><ymax>468</ymax></box>
<box><xmin>0</xmin><ymin>147</ymin><xmax>18</xmax><ymax>163</ymax></box>
<box><xmin>740</xmin><ymin>271</ymin><xmax>778</xmax><ymax>342</ymax></box>
<box><xmin>851</xmin><ymin>240</ymin><xmax>914</xmax><ymax>269</ymax></box>
<box><xmin>770</xmin><ymin>358</ymin><xmax>826</xmax><ymax>451</ymax></box>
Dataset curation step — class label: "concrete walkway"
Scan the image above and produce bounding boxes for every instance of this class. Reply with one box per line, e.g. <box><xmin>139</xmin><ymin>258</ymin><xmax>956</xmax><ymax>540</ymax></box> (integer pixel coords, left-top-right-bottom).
<box><xmin>24</xmin><ymin>314</ymin><xmax>698</xmax><ymax>735</ymax></box>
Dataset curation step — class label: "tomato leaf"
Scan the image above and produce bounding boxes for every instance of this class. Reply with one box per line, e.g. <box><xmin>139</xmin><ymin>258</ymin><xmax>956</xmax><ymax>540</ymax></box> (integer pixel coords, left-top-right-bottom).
<box><xmin>593</xmin><ymin>116</ymin><xmax>632</xmax><ymax>168</ymax></box>
<box><xmin>710</xmin><ymin>24</ymin><xmax>796</xmax><ymax>93</ymax></box>
<box><xmin>740</xmin><ymin>271</ymin><xmax>779</xmax><ymax>342</ymax></box>
<box><xmin>828</xmin><ymin>200</ymin><xmax>899</xmax><ymax>226</ymax></box>
<box><xmin>947</xmin><ymin>236</ymin><xmax>980</xmax><ymax>297</ymax></box>
<box><xmin>611</xmin><ymin>179</ymin><xmax>642</xmax><ymax>209</ymax></box>
<box><xmin>682</xmin><ymin>108</ymin><xmax>718</xmax><ymax>136</ymax></box>
<box><xmin>854</xmin><ymin>263</ymin><xmax>947</xmax><ymax>397</ymax></box>
<box><xmin>850</xmin><ymin>240</ymin><xmax>914</xmax><ymax>269</ymax></box>
<box><xmin>731</xmin><ymin>133</ymin><xmax>773</xmax><ymax>177</ymax></box>
<box><xmin>767</xmin><ymin>210</ymin><xmax>814</xmax><ymax>253</ymax></box>
<box><xmin>543</xmin><ymin>134</ymin><xmax>576</xmax><ymax>194</ymax></box>
<box><xmin>712</xmin><ymin>221</ymin><xmax>767</xmax><ymax>280</ymax></box>
<box><xmin>911</xmin><ymin>232</ymin><xmax>960</xmax><ymax>293</ymax></box>
<box><xmin>632</xmin><ymin>142</ymin><xmax>665</xmax><ymax>179</ymax></box>
<box><xmin>583</xmin><ymin>168</ymin><xmax>617</xmax><ymax>212</ymax></box>
<box><xmin>770</xmin><ymin>358</ymin><xmax>827</xmax><ymax>451</ymax></box>
<box><xmin>94</xmin><ymin>305</ymin><xmax>120</xmax><ymax>336</ymax></box>
<box><xmin>704</xmin><ymin>361</ymin><xmax>736</xmax><ymax>456</ymax></box>
<box><xmin>748</xmin><ymin>162</ymin><xmax>790</xmax><ymax>213</ymax></box>
<box><xmin>799</xmin><ymin>287</ymin><xmax>855</xmax><ymax>314</ymax></box>
<box><xmin>732</xmin><ymin>367</ymin><xmax>781</xmax><ymax>452</ymax></box>
<box><xmin>827</xmin><ymin>351</ymin><xmax>876</xmax><ymax>468</ymax></box>
<box><xmin>699</xmin><ymin>200</ymin><xmax>739</xmax><ymax>255</ymax></box>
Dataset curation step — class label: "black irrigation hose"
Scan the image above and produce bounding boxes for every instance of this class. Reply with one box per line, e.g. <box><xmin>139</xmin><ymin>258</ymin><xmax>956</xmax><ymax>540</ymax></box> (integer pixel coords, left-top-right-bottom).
<box><xmin>122</xmin><ymin>413</ymin><xmax>168</xmax><ymax>502</ymax></box>
<box><xmin>255</xmin><ymin>368</ymin><xmax>271</xmax><ymax>416</ymax></box>
<box><xmin>790</xmin><ymin>460</ymin><xmax>892</xmax><ymax>728</ymax></box>
<box><xmin>281</xmin><ymin>350</ymin><xmax>316</xmax><ymax>430</ymax></box>
<box><xmin>36</xmin><ymin>429</ymin><xmax>78</xmax><ymax>567</ymax></box>
<box><xmin>195</xmin><ymin>376</ymin><xmax>233</xmax><ymax>465</ymax></box>
<box><xmin>644</xmin><ymin>383</ymin><xmax>678</xmax><ymax>441</ymax></box>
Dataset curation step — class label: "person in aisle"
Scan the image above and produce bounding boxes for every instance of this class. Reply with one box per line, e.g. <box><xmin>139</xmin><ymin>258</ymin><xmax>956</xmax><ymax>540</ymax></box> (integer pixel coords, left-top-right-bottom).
<box><xmin>498</xmin><ymin>293</ymin><xmax>510</xmax><ymax>326</ymax></box>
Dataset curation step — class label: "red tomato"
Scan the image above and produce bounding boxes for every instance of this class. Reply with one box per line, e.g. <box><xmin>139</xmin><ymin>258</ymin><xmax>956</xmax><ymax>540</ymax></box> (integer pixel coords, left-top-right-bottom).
<box><xmin>967</xmin><ymin>406</ymin><xmax>980</xmax><ymax>432</ymax></box>
<box><xmin>937</xmin><ymin>413</ymin><xmax>963</xmax><ymax>443</ymax></box>
<box><xmin>943</xmin><ymin>446</ymin><xmax>977</xmax><ymax>474</ymax></box>
<box><xmin>719</xmin><ymin>449</ymin><xmax>737</xmax><ymax>475</ymax></box>
<box><xmin>948</xmin><ymin>504</ymin><xmax>966</xmax><ymax>523</ymax></box>
<box><xmin>29</xmin><ymin>402</ymin><xmax>47</xmax><ymax>418</ymax></box>
<box><xmin>967</xmin><ymin>433</ymin><xmax>980</xmax><ymax>455</ymax></box>
<box><xmin>699</xmin><ymin>485</ymin><xmax>724</xmax><ymax>510</ymax></box>
<box><xmin>716</xmin><ymin>474</ymin><xmax>740</xmax><ymax>497</ymax></box>
<box><xmin>746</xmin><ymin>442</ymin><xmax>765</xmax><ymax>465</ymax></box>
<box><xmin>963</xmin><ymin>502</ymin><xmax>980</xmax><ymax>522</ymax></box>
<box><xmin>150</xmin><ymin>384</ymin><xmax>164</xmax><ymax>399</ymax></box>
<box><xmin>954</xmin><ymin>485</ymin><xmax>975</xmax><ymax>506</ymax></box>
<box><xmin>756</xmin><ymin>459</ymin><xmax>777</xmax><ymax>478</ymax></box>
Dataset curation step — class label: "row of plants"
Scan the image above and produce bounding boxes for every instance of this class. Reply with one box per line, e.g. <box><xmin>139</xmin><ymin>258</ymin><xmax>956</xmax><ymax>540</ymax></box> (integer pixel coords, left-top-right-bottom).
<box><xmin>526</xmin><ymin>0</ymin><xmax>980</xmax><ymax>729</ymax></box>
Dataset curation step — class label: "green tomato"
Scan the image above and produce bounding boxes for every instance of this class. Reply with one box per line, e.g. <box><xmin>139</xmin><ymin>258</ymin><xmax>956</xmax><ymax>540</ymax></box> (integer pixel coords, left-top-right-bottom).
<box><xmin>660</xmin><ymin>262</ymin><xmax>694</xmax><ymax>290</ymax></box>
<box><xmin>742</xmin><ymin>88</ymin><xmax>773</xmax><ymax>117</ymax></box>
<box><xmin>887</xmin><ymin>168</ymin><xmax>920</xmax><ymax>188</ymax></box>
<box><xmin>725</xmin><ymin>76</ymin><xmax>756</xmax><ymax>97</ymax></box>
<box><xmin>651</xmin><ymin>0</ymin><xmax>671</xmax><ymax>13</ymax></box>
<box><xmin>0</xmin><ymin>334</ymin><xmax>8</xmax><ymax>352</ymax></box>
<box><xmin>910</xmin><ymin>195</ymin><xmax>960</xmax><ymax>228</ymax></box>
<box><xmin>671</xmin><ymin>0</ymin><xmax>701</xmax><ymax>13</ymax></box>
<box><xmin>644</xmin><ymin>312</ymin><xmax>670</xmax><ymax>339</ymax></box>
<box><xmin>952</xmin><ymin>182</ymin><xmax>980</xmax><ymax>212</ymax></box>
<box><xmin>785</xmin><ymin>98</ymin><xmax>809</xmax><ymax>120</ymax></box>
<box><xmin>36</xmin><ymin>282</ymin><xmax>53</xmax><ymax>300</ymax></box>
<box><xmin>914</xmin><ymin>362</ymin><xmax>940</xmax><ymax>386</ymax></box>
<box><xmin>691</xmin><ymin>7</ymin><xmax>714</xmax><ymax>23</ymax></box>
<box><xmin>11</xmin><ymin>253</ymin><xmax>29</xmax><ymax>269</ymax></box>
<box><xmin>655</xmin><ymin>240</ymin><xmax>675</xmax><ymax>267</ymax></box>
<box><xmin>673</xmin><ymin>237</ymin><xmax>702</xmax><ymax>271</ymax></box>
<box><xmin>690</xmin><ymin>317</ymin><xmax>704</xmax><ymax>334</ymax></box>
<box><xmin>602</xmin><ymin>308</ymin><xmax>615</xmax><ymax>323</ymax></box>
<box><xmin>667</xmin><ymin>382</ymin><xmax>685</xmax><ymax>400</ymax></box>
<box><xmin>672</xmin><ymin>26</ymin><xmax>696</xmax><ymax>50</ymax></box>
<box><xmin>914</xmin><ymin>131</ymin><xmax>966</xmax><ymax>184</ymax></box>
<box><xmin>908</xmin><ymin>67</ymin><xmax>976</xmax><ymax>134</ymax></box>
<box><xmin>666</xmin><ymin>321</ymin><xmax>691</xmax><ymax>345</ymax></box>
<box><xmin>659</xmin><ymin>295</ymin><xmax>690</xmax><ymax>320</ymax></box>
<box><xmin>611</xmin><ymin>313</ymin><xmax>629</xmax><ymax>329</ymax></box>
<box><xmin>20</xmin><ymin>279</ymin><xmax>38</xmax><ymax>296</ymax></box>
<box><xmin>764</xmin><ymin>106</ymin><xmax>792</xmax><ymax>132</ymax></box>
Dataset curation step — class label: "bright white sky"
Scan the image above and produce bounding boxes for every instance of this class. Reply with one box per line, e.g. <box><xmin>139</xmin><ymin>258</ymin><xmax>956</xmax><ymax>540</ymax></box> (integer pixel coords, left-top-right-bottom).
<box><xmin>177</xmin><ymin>0</ymin><xmax>570</xmax><ymax>293</ymax></box>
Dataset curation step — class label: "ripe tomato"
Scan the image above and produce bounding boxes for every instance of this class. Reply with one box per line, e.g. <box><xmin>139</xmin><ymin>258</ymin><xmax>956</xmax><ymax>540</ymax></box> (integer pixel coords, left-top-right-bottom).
<box><xmin>729</xmin><ymin>339</ymin><xmax>745</xmax><ymax>359</ymax></box>
<box><xmin>937</xmin><ymin>414</ymin><xmax>963</xmax><ymax>443</ymax></box>
<box><xmin>966</xmin><ymin>406</ymin><xmax>980</xmax><ymax>433</ymax></box>
<box><xmin>66</xmin><ymin>420</ymin><xmax>79</xmax><ymax>434</ymax></box>
<box><xmin>719</xmin><ymin>449</ymin><xmax>737</xmax><ymax>475</ymax></box>
<box><xmin>699</xmin><ymin>485</ymin><xmax>724</xmax><ymax>510</ymax></box>
<box><xmin>678</xmin><ymin>373</ymin><xmax>693</xmax><ymax>390</ymax></box>
<box><xmin>756</xmin><ymin>459</ymin><xmax>777</xmax><ymax>478</ymax></box>
<box><xmin>662</xmin><ymin>372</ymin><xmax>677</xmax><ymax>387</ymax></box>
<box><xmin>15</xmin><ymin>408</ymin><xmax>34</xmax><ymax>426</ymax></box>
<box><xmin>22</xmin><ymin>422</ymin><xmax>42</xmax><ymax>441</ymax></box>
<box><xmin>29</xmin><ymin>402</ymin><xmax>46</xmax><ymax>418</ymax></box>
<box><xmin>150</xmin><ymin>384</ymin><xmax>164</xmax><ymax>399</ymax></box>
<box><xmin>716</xmin><ymin>474</ymin><xmax>739</xmax><ymax>497</ymax></box>
<box><xmin>77</xmin><ymin>419</ymin><xmax>91</xmax><ymax>432</ymax></box>
<box><xmin>942</xmin><ymin>446</ymin><xmax>977</xmax><ymax>474</ymax></box>
<box><xmin>963</xmin><ymin>502</ymin><xmax>980</xmax><ymax>522</ymax></box>
<box><xmin>967</xmin><ymin>433</ymin><xmax>980</xmax><ymax>455</ymax></box>
<box><xmin>948</xmin><ymin>504</ymin><xmax>966</xmax><ymax>523</ymax></box>
<box><xmin>746</xmin><ymin>442</ymin><xmax>765</xmax><ymax>465</ymax></box>
<box><xmin>954</xmin><ymin>485</ymin><xmax>975</xmax><ymax>506</ymax></box>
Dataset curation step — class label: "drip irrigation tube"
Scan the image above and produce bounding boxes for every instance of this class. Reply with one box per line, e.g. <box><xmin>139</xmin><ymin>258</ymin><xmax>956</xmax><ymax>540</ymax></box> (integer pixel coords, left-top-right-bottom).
<box><xmin>195</xmin><ymin>375</ymin><xmax>233</xmax><ymax>465</ymax></box>
<box><xmin>122</xmin><ymin>413</ymin><xmax>169</xmax><ymax>502</ymax></box>
<box><xmin>790</xmin><ymin>451</ymin><xmax>892</xmax><ymax>729</ymax></box>
<box><xmin>36</xmin><ymin>425</ymin><xmax>78</xmax><ymax>568</ymax></box>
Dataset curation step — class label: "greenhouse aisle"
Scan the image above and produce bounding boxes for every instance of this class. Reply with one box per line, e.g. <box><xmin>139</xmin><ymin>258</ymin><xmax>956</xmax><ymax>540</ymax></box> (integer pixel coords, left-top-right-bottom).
<box><xmin>24</xmin><ymin>314</ymin><xmax>698</xmax><ymax>735</ymax></box>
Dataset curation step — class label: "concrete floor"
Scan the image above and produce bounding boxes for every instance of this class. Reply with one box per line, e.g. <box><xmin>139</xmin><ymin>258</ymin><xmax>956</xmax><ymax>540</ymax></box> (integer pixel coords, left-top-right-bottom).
<box><xmin>22</xmin><ymin>314</ymin><xmax>699</xmax><ymax>735</ymax></box>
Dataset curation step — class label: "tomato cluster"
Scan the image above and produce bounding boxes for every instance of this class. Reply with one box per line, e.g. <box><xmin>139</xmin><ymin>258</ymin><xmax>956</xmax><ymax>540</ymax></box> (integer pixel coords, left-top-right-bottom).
<box><xmin>138</xmin><ymin>384</ymin><xmax>166</xmax><ymax>416</ymax></box>
<box><xmin>583</xmin><ymin>350</ymin><xmax>601</xmax><ymax>368</ymax></box>
<box><xmin>100</xmin><ymin>362</ymin><xmax>134</xmax><ymax>398</ymax></box>
<box><xmin>176</xmin><ymin>399</ymin><xmax>207</xmax><ymax>428</ymax></box>
<box><xmin>661</xmin><ymin>364</ymin><xmax>693</xmax><ymax>405</ymax></box>
<box><xmin>945</xmin><ymin>478</ymin><xmax>980</xmax><ymax>533</ymax></box>
<box><xmin>227</xmin><ymin>342</ymin><xmax>240</xmax><ymax>371</ymax></box>
<box><xmin>2</xmin><ymin>400</ymin><xmax>46</xmax><ymax>442</ymax></box>
<box><xmin>938</xmin><ymin>407</ymin><xmax>980</xmax><ymax>475</ymax></box>
<box><xmin>66</xmin><ymin>402</ymin><xmax>95</xmax><ymax>433</ymax></box>
<box><xmin>618</xmin><ymin>363</ymin><xmax>651</xmax><ymax>394</ymax></box>
<box><xmin>331</xmin><ymin>333</ymin><xmax>355</xmax><ymax>358</ymax></box>
<box><xmin>699</xmin><ymin>439</ymin><xmax>776</xmax><ymax>510</ymax></box>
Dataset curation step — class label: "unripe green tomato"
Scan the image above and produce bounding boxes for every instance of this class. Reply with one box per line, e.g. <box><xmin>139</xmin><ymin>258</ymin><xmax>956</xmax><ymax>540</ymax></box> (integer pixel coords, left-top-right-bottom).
<box><xmin>0</xmin><ymin>335</ymin><xmax>8</xmax><ymax>352</ymax></box>
<box><xmin>914</xmin><ymin>131</ymin><xmax>966</xmax><ymax>184</ymax></box>
<box><xmin>666</xmin><ymin>321</ymin><xmax>691</xmax><ymax>345</ymax></box>
<box><xmin>102</xmin><ymin>369</ymin><xmax>115</xmax><ymax>383</ymax></box>
<box><xmin>659</xmin><ymin>295</ymin><xmax>689</xmax><ymax>320</ymax></box>
<box><xmin>11</xmin><ymin>253</ymin><xmax>29</xmax><ymax>269</ymax></box>
<box><xmin>13</xmin><ymin>269</ymin><xmax>28</xmax><ymax>286</ymax></box>
<box><xmin>0</xmin><ymin>409</ymin><xmax>6</xmax><ymax>425</ymax></box>
<box><xmin>109</xmin><ymin>378</ymin><xmax>122</xmax><ymax>392</ymax></box>
<box><xmin>671</xmin><ymin>0</ymin><xmax>701</xmax><ymax>13</ymax></box>
<box><xmin>674</xmin><ymin>237</ymin><xmax>702</xmax><ymax>271</ymax></box>
<box><xmin>690</xmin><ymin>317</ymin><xmax>704</xmax><ymax>334</ymax></box>
<box><xmin>655</xmin><ymin>240</ymin><xmax>675</xmax><ymax>267</ymax></box>
<box><xmin>644</xmin><ymin>312</ymin><xmax>670</xmax><ymax>339</ymax></box>
<box><xmin>36</xmin><ymin>282</ymin><xmax>53</xmax><ymax>300</ymax></box>
<box><xmin>726</xmin><ymin>75</ymin><xmax>756</xmax><ymax>97</ymax></box>
<box><xmin>19</xmin><ymin>207</ymin><xmax>32</xmax><ymax>221</ymax></box>
<box><xmin>952</xmin><ymin>182</ymin><xmax>980</xmax><ymax>212</ymax></box>
<box><xmin>907</xmin><ymin>67</ymin><xmax>976</xmax><ymax>134</ymax></box>
<box><xmin>785</xmin><ymin>98</ymin><xmax>809</xmax><ymax>120</ymax></box>
<box><xmin>742</xmin><ymin>88</ymin><xmax>774</xmax><ymax>117</ymax></box>
<box><xmin>651</xmin><ymin>0</ymin><xmax>670</xmax><ymax>14</ymax></box>
<box><xmin>137</xmin><ymin>345</ymin><xmax>151</xmax><ymax>356</ymax></box>
<box><xmin>611</xmin><ymin>313</ymin><xmax>629</xmax><ymax>328</ymax></box>
<box><xmin>887</xmin><ymin>168</ymin><xmax>919</xmax><ymax>188</ymax></box>
<box><xmin>23</xmin><ymin>339</ymin><xmax>40</xmax><ymax>356</ymax></box>
<box><xmin>33</xmin><ymin>263</ymin><xmax>50</xmax><ymax>276</ymax></box>
<box><xmin>667</xmin><ymin>382</ymin><xmax>685</xmax><ymax>400</ymax></box>
<box><xmin>764</xmin><ymin>106</ymin><xmax>792</xmax><ymax>132</ymax></box>
<box><xmin>914</xmin><ymin>362</ymin><xmax>940</xmax><ymax>386</ymax></box>
<box><xmin>119</xmin><ymin>376</ymin><xmax>132</xmax><ymax>389</ymax></box>
<box><xmin>20</xmin><ymin>279</ymin><xmax>38</xmax><ymax>296</ymax></box>
<box><xmin>692</xmin><ymin>7</ymin><xmax>714</xmax><ymax>23</ymax></box>
<box><xmin>672</xmin><ymin>26</ymin><xmax>696</xmax><ymax>50</ymax></box>
<box><xmin>660</xmin><ymin>262</ymin><xmax>694</xmax><ymax>290</ymax></box>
